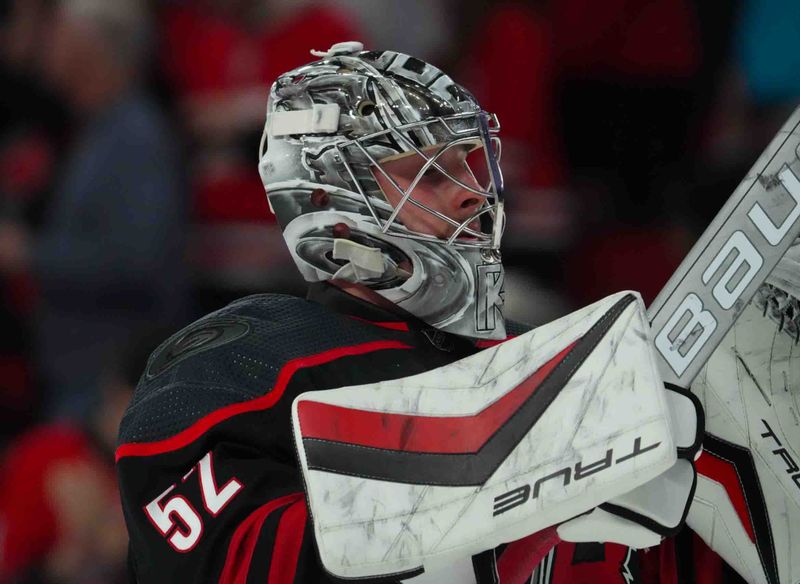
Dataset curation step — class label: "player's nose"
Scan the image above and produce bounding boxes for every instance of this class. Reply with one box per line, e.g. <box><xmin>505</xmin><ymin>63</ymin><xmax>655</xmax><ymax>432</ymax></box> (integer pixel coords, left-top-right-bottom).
<box><xmin>445</xmin><ymin>181</ymin><xmax>482</xmax><ymax>222</ymax></box>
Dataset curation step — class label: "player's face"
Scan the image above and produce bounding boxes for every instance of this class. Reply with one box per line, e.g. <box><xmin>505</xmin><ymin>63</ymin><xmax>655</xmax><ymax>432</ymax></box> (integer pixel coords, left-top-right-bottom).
<box><xmin>373</xmin><ymin>146</ymin><xmax>485</xmax><ymax>240</ymax></box>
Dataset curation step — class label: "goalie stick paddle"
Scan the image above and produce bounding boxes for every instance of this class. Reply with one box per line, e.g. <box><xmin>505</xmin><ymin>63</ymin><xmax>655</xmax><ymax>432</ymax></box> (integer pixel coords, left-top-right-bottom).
<box><xmin>647</xmin><ymin>105</ymin><xmax>800</xmax><ymax>387</ymax></box>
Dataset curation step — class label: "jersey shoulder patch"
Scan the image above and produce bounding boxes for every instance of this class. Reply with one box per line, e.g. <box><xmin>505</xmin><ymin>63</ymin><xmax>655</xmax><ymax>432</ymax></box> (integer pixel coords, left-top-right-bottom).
<box><xmin>146</xmin><ymin>315</ymin><xmax>251</xmax><ymax>378</ymax></box>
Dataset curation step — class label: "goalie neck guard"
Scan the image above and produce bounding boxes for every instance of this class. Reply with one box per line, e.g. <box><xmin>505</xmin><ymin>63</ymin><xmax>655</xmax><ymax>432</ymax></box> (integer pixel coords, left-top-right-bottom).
<box><xmin>258</xmin><ymin>42</ymin><xmax>506</xmax><ymax>340</ymax></box>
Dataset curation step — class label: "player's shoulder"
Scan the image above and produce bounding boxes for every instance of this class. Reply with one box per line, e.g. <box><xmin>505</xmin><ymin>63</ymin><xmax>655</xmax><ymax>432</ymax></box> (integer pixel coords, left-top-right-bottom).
<box><xmin>119</xmin><ymin>293</ymin><xmax>343</xmax><ymax>445</ymax></box>
<box><xmin>144</xmin><ymin>293</ymin><xmax>333</xmax><ymax>377</ymax></box>
<box><xmin>118</xmin><ymin>293</ymin><xmax>392</xmax><ymax>447</ymax></box>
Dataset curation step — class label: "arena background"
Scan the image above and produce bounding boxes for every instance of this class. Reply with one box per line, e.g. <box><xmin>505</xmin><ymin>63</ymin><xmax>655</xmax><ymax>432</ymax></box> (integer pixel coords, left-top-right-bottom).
<box><xmin>0</xmin><ymin>0</ymin><xmax>797</xmax><ymax>581</ymax></box>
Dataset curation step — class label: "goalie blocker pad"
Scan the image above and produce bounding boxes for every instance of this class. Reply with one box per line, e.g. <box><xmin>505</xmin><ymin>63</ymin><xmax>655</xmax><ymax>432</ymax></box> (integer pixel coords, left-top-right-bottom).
<box><xmin>292</xmin><ymin>292</ymin><xmax>677</xmax><ymax>580</ymax></box>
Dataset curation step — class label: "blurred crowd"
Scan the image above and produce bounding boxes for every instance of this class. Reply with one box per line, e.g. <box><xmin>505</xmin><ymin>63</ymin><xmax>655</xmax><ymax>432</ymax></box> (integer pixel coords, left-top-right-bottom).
<box><xmin>0</xmin><ymin>0</ymin><xmax>797</xmax><ymax>582</ymax></box>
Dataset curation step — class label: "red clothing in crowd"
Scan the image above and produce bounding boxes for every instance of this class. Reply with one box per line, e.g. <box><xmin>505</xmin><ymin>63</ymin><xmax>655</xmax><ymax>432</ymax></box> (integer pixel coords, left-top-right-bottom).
<box><xmin>0</xmin><ymin>424</ymin><xmax>121</xmax><ymax>581</ymax></box>
<box><xmin>161</xmin><ymin>4</ymin><xmax>362</xmax><ymax>224</ymax></box>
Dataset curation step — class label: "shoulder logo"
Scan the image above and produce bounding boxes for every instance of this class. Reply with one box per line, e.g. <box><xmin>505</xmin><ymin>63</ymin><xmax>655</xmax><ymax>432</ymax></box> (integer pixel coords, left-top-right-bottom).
<box><xmin>147</xmin><ymin>317</ymin><xmax>251</xmax><ymax>378</ymax></box>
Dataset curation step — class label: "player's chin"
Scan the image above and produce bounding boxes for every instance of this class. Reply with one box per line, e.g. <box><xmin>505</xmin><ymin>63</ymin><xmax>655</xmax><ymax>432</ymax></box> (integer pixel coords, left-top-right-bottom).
<box><xmin>451</xmin><ymin>220</ymin><xmax>483</xmax><ymax>242</ymax></box>
<box><xmin>446</xmin><ymin>227</ymin><xmax>481</xmax><ymax>242</ymax></box>
<box><xmin>407</xmin><ymin>219</ymin><xmax>451</xmax><ymax>240</ymax></box>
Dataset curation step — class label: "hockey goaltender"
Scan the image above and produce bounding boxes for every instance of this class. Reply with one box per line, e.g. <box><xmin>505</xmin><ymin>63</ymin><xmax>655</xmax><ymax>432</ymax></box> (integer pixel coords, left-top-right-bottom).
<box><xmin>117</xmin><ymin>43</ymin><xmax>800</xmax><ymax>584</ymax></box>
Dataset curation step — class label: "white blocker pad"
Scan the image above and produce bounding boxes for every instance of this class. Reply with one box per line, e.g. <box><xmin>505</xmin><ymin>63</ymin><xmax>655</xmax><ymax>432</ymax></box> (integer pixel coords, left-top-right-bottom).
<box><xmin>292</xmin><ymin>291</ymin><xmax>677</xmax><ymax>580</ymax></box>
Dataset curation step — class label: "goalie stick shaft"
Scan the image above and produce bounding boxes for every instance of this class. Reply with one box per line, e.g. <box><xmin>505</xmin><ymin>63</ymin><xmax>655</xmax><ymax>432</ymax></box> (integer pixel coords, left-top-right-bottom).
<box><xmin>647</xmin><ymin>105</ymin><xmax>800</xmax><ymax>387</ymax></box>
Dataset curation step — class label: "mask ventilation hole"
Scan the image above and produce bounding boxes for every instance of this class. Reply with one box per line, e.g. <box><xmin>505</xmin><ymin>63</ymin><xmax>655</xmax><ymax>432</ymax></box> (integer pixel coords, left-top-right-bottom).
<box><xmin>357</xmin><ymin>100</ymin><xmax>376</xmax><ymax>116</ymax></box>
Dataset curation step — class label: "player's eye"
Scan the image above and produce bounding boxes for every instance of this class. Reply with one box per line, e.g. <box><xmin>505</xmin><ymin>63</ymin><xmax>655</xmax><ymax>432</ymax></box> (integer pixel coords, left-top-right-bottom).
<box><xmin>420</xmin><ymin>166</ymin><xmax>445</xmax><ymax>184</ymax></box>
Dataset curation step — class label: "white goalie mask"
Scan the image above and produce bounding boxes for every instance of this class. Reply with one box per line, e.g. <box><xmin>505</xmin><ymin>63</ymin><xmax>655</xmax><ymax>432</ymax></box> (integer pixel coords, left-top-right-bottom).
<box><xmin>258</xmin><ymin>42</ymin><xmax>506</xmax><ymax>340</ymax></box>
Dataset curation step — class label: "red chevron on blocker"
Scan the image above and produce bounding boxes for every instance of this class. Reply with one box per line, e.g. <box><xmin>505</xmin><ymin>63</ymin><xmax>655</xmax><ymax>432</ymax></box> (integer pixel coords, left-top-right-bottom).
<box><xmin>297</xmin><ymin>343</ymin><xmax>576</xmax><ymax>454</ymax></box>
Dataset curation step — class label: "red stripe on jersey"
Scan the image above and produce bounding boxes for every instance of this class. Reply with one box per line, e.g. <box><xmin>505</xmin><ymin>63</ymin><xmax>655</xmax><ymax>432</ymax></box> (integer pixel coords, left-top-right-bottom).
<box><xmin>116</xmin><ymin>341</ymin><xmax>412</xmax><ymax>461</ymax></box>
<box><xmin>296</xmin><ymin>343</ymin><xmax>574</xmax><ymax>453</ymax></box>
<box><xmin>267</xmin><ymin>498</ymin><xmax>307</xmax><ymax>584</ymax></box>
<box><xmin>474</xmin><ymin>335</ymin><xmax>517</xmax><ymax>349</ymax></box>
<box><xmin>695</xmin><ymin>450</ymin><xmax>756</xmax><ymax>542</ymax></box>
<box><xmin>497</xmin><ymin>526</ymin><xmax>560</xmax><ymax>584</ymax></box>
<box><xmin>218</xmin><ymin>493</ymin><xmax>302</xmax><ymax>584</ymax></box>
<box><xmin>347</xmin><ymin>316</ymin><xmax>410</xmax><ymax>331</ymax></box>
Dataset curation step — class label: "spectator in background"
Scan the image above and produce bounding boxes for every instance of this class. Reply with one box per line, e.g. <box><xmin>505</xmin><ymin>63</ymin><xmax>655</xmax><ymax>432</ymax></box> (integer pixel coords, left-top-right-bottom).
<box><xmin>159</xmin><ymin>0</ymin><xmax>360</xmax><ymax>305</ymax></box>
<box><xmin>546</xmin><ymin>0</ymin><xmax>748</xmax><ymax>311</ymax></box>
<box><xmin>696</xmin><ymin>0</ymin><xmax>800</xmax><ymax>227</ymax></box>
<box><xmin>457</xmin><ymin>0</ymin><xmax>731</xmax><ymax>311</ymax></box>
<box><xmin>335</xmin><ymin>0</ymin><xmax>455</xmax><ymax>63</ymax></box>
<box><xmin>456</xmin><ymin>1</ymin><xmax>574</xmax><ymax>326</ymax></box>
<box><xmin>0</xmin><ymin>0</ymin><xmax>69</xmax><ymax>441</ymax></box>
<box><xmin>0</xmin><ymin>0</ymin><xmax>189</xmax><ymax>418</ymax></box>
<box><xmin>737</xmin><ymin>0</ymin><xmax>800</xmax><ymax>113</ymax></box>
<box><xmin>0</xmin><ymin>331</ymin><xmax>160</xmax><ymax>584</ymax></box>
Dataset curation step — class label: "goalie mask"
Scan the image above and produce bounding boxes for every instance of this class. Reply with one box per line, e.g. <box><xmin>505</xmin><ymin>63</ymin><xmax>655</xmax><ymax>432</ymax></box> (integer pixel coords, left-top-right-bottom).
<box><xmin>258</xmin><ymin>42</ymin><xmax>506</xmax><ymax>340</ymax></box>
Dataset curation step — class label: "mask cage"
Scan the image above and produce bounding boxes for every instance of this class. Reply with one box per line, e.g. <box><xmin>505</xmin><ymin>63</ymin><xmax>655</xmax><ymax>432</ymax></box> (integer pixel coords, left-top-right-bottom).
<box><xmin>336</xmin><ymin>111</ymin><xmax>505</xmax><ymax>251</ymax></box>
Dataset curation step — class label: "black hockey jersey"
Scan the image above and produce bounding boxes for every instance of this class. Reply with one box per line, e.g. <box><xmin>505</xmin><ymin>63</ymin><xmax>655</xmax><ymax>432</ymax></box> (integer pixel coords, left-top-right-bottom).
<box><xmin>117</xmin><ymin>284</ymin><xmax>494</xmax><ymax>583</ymax></box>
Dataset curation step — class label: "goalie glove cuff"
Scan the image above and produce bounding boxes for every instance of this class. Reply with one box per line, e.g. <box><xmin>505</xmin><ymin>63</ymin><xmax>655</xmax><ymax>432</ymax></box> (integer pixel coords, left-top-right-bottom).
<box><xmin>558</xmin><ymin>383</ymin><xmax>703</xmax><ymax>548</ymax></box>
<box><xmin>557</xmin><ymin>507</ymin><xmax>663</xmax><ymax>549</ymax></box>
<box><xmin>599</xmin><ymin>458</ymin><xmax>697</xmax><ymax>538</ymax></box>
